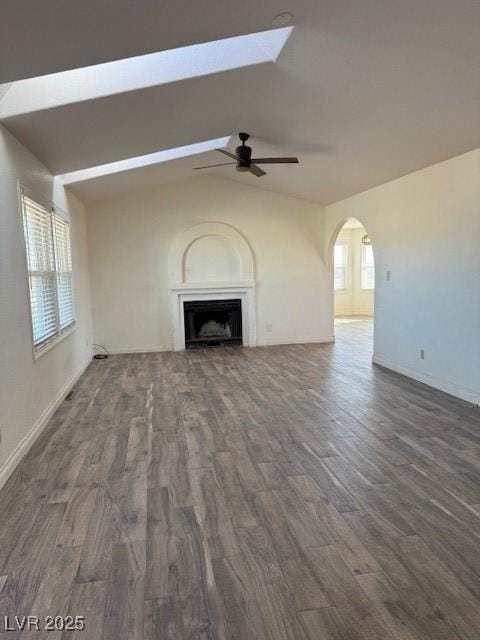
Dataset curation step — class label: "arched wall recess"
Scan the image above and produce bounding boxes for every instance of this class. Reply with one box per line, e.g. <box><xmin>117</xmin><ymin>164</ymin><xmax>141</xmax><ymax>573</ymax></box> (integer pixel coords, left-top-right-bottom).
<box><xmin>183</xmin><ymin>235</ymin><xmax>241</xmax><ymax>283</ymax></box>
<box><xmin>169</xmin><ymin>221</ymin><xmax>255</xmax><ymax>285</ymax></box>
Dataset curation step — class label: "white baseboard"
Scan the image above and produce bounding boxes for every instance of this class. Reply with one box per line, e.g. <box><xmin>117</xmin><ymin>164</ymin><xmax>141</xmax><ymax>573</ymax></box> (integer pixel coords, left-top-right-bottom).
<box><xmin>108</xmin><ymin>338</ymin><xmax>336</xmax><ymax>352</ymax></box>
<box><xmin>256</xmin><ymin>336</ymin><xmax>335</xmax><ymax>347</ymax></box>
<box><xmin>107</xmin><ymin>345</ymin><xmax>172</xmax><ymax>354</ymax></box>
<box><xmin>0</xmin><ymin>351</ymin><xmax>93</xmax><ymax>492</ymax></box>
<box><xmin>372</xmin><ymin>353</ymin><xmax>480</xmax><ymax>405</ymax></box>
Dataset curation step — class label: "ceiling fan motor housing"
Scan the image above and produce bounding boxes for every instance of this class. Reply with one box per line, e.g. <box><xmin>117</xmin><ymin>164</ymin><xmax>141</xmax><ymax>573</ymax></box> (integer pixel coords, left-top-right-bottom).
<box><xmin>235</xmin><ymin>143</ymin><xmax>252</xmax><ymax>169</ymax></box>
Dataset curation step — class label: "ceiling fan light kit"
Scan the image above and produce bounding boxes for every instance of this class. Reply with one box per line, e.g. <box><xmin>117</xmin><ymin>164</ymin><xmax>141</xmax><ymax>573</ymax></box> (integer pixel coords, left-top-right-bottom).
<box><xmin>193</xmin><ymin>132</ymin><xmax>299</xmax><ymax>177</ymax></box>
<box><xmin>271</xmin><ymin>12</ymin><xmax>294</xmax><ymax>27</ymax></box>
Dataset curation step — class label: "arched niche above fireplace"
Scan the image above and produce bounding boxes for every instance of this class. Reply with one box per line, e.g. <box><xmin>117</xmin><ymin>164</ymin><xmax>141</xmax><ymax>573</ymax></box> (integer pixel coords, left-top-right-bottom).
<box><xmin>184</xmin><ymin>235</ymin><xmax>241</xmax><ymax>283</ymax></box>
<box><xmin>169</xmin><ymin>221</ymin><xmax>255</xmax><ymax>286</ymax></box>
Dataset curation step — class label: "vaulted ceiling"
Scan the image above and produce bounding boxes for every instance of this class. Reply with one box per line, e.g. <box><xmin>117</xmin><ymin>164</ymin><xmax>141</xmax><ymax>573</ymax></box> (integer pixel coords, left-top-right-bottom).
<box><xmin>1</xmin><ymin>0</ymin><xmax>479</xmax><ymax>204</ymax></box>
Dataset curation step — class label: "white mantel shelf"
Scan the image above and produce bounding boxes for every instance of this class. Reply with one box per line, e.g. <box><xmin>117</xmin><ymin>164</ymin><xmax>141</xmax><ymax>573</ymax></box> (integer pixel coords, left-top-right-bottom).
<box><xmin>170</xmin><ymin>281</ymin><xmax>255</xmax><ymax>291</ymax></box>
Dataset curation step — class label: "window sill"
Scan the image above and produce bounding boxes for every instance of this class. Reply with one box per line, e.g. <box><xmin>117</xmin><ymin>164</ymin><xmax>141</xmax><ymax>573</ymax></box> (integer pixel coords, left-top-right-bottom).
<box><xmin>33</xmin><ymin>323</ymin><xmax>77</xmax><ymax>361</ymax></box>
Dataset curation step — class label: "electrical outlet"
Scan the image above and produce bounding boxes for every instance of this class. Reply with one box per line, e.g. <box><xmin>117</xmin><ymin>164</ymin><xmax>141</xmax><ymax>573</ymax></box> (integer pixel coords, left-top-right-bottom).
<box><xmin>266</xmin><ymin>323</ymin><xmax>272</xmax><ymax>333</ymax></box>
<box><xmin>386</xmin><ymin>270</ymin><xmax>391</xmax><ymax>281</ymax></box>
<box><xmin>420</xmin><ymin>349</ymin><xmax>425</xmax><ymax>360</ymax></box>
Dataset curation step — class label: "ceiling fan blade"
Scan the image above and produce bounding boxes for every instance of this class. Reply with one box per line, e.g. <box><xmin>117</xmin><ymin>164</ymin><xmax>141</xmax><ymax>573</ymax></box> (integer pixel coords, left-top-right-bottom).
<box><xmin>216</xmin><ymin>148</ymin><xmax>237</xmax><ymax>160</ymax></box>
<box><xmin>250</xmin><ymin>157</ymin><xmax>299</xmax><ymax>164</ymax></box>
<box><xmin>248</xmin><ymin>164</ymin><xmax>266</xmax><ymax>177</ymax></box>
<box><xmin>193</xmin><ymin>161</ymin><xmax>236</xmax><ymax>170</ymax></box>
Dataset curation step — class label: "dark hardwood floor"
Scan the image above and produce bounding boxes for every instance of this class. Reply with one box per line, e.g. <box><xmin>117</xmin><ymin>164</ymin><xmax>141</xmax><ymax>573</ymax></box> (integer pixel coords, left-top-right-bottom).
<box><xmin>1</xmin><ymin>319</ymin><xmax>480</xmax><ymax>639</ymax></box>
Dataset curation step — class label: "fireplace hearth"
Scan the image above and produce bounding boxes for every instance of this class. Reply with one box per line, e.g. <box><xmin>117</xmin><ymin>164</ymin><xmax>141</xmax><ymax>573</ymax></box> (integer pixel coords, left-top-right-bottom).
<box><xmin>184</xmin><ymin>299</ymin><xmax>242</xmax><ymax>349</ymax></box>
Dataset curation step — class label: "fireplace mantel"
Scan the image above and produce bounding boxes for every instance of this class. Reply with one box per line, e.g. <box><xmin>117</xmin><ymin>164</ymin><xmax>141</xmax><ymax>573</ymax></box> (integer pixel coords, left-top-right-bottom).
<box><xmin>169</xmin><ymin>282</ymin><xmax>256</xmax><ymax>351</ymax></box>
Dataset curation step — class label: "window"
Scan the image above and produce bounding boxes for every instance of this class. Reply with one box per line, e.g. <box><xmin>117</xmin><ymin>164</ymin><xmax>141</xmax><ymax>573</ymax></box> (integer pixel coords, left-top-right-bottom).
<box><xmin>361</xmin><ymin>244</ymin><xmax>375</xmax><ymax>290</ymax></box>
<box><xmin>334</xmin><ymin>243</ymin><xmax>348</xmax><ymax>291</ymax></box>
<box><xmin>21</xmin><ymin>191</ymin><xmax>75</xmax><ymax>354</ymax></box>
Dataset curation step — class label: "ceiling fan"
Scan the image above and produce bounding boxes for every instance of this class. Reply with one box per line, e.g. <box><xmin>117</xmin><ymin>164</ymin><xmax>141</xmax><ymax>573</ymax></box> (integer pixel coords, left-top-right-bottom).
<box><xmin>193</xmin><ymin>132</ymin><xmax>299</xmax><ymax>177</ymax></box>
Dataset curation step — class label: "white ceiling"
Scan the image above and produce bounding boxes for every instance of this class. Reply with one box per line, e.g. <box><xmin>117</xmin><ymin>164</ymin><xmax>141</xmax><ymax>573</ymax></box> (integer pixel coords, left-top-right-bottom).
<box><xmin>0</xmin><ymin>1</ymin><xmax>305</xmax><ymax>83</ymax></box>
<box><xmin>1</xmin><ymin>0</ymin><xmax>479</xmax><ymax>205</ymax></box>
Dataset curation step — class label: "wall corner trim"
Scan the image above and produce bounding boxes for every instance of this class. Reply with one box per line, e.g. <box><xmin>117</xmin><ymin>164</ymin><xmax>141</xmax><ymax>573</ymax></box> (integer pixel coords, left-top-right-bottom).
<box><xmin>372</xmin><ymin>353</ymin><xmax>480</xmax><ymax>405</ymax></box>
<box><xmin>0</xmin><ymin>351</ymin><xmax>93</xmax><ymax>493</ymax></box>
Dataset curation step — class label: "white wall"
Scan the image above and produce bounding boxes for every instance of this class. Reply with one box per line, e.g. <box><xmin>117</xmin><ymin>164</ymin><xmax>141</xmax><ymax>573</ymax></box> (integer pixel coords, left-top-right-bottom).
<box><xmin>326</xmin><ymin>149</ymin><xmax>480</xmax><ymax>404</ymax></box>
<box><xmin>0</xmin><ymin>124</ymin><xmax>93</xmax><ymax>483</ymax></box>
<box><xmin>86</xmin><ymin>175</ymin><xmax>330</xmax><ymax>351</ymax></box>
<box><xmin>334</xmin><ymin>227</ymin><xmax>374</xmax><ymax>317</ymax></box>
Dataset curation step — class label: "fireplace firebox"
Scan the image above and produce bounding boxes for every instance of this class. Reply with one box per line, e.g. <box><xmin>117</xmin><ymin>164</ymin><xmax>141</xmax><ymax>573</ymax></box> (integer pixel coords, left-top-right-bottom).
<box><xmin>184</xmin><ymin>299</ymin><xmax>242</xmax><ymax>349</ymax></box>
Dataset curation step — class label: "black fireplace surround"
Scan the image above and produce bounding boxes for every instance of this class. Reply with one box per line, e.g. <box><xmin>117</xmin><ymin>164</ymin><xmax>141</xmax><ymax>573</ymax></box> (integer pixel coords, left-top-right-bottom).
<box><xmin>184</xmin><ymin>299</ymin><xmax>242</xmax><ymax>349</ymax></box>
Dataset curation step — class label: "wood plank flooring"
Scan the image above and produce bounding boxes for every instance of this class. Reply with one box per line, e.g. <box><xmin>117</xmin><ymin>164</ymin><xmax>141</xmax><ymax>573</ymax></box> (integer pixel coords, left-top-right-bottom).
<box><xmin>1</xmin><ymin>319</ymin><xmax>480</xmax><ymax>638</ymax></box>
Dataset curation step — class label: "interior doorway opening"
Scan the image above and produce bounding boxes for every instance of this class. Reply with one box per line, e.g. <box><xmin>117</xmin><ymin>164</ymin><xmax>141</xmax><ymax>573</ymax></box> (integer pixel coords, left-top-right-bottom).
<box><xmin>332</xmin><ymin>217</ymin><xmax>374</xmax><ymax>350</ymax></box>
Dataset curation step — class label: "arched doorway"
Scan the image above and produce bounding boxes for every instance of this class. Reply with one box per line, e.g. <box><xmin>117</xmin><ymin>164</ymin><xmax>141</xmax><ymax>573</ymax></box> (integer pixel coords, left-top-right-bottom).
<box><xmin>330</xmin><ymin>217</ymin><xmax>375</xmax><ymax>353</ymax></box>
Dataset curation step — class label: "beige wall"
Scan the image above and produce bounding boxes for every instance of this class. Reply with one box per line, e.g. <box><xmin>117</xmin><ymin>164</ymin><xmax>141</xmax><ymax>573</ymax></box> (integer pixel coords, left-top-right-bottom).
<box><xmin>86</xmin><ymin>175</ymin><xmax>331</xmax><ymax>352</ymax></box>
<box><xmin>326</xmin><ymin>148</ymin><xmax>480</xmax><ymax>404</ymax></box>
<box><xmin>0</xmin><ymin>125</ymin><xmax>93</xmax><ymax>485</ymax></box>
<box><xmin>334</xmin><ymin>227</ymin><xmax>374</xmax><ymax>317</ymax></box>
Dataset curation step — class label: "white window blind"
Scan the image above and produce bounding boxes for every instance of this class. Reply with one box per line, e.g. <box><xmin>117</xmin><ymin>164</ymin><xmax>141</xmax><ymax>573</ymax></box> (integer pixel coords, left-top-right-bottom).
<box><xmin>53</xmin><ymin>213</ymin><xmax>75</xmax><ymax>329</ymax></box>
<box><xmin>21</xmin><ymin>192</ymin><xmax>75</xmax><ymax>353</ymax></box>
<box><xmin>361</xmin><ymin>244</ymin><xmax>375</xmax><ymax>290</ymax></box>
<box><xmin>334</xmin><ymin>243</ymin><xmax>348</xmax><ymax>291</ymax></box>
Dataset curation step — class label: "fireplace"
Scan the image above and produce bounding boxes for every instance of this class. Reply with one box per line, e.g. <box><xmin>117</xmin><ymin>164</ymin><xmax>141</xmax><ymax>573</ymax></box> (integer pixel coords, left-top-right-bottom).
<box><xmin>184</xmin><ymin>299</ymin><xmax>242</xmax><ymax>349</ymax></box>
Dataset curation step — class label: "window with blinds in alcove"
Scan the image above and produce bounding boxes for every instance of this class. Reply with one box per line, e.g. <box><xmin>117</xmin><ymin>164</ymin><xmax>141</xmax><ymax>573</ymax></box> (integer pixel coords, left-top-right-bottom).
<box><xmin>21</xmin><ymin>190</ymin><xmax>75</xmax><ymax>354</ymax></box>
